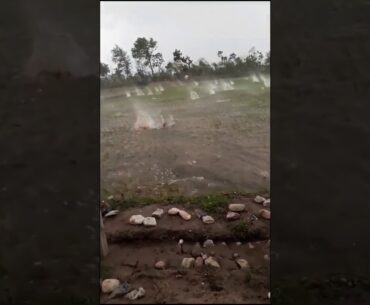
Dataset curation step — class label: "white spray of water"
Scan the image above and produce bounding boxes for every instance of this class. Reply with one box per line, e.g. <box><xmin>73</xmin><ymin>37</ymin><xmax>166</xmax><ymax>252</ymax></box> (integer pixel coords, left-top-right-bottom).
<box><xmin>133</xmin><ymin>104</ymin><xmax>175</xmax><ymax>130</ymax></box>
<box><xmin>125</xmin><ymin>91</ymin><xmax>131</xmax><ymax>98</ymax></box>
<box><xmin>147</xmin><ymin>88</ymin><xmax>153</xmax><ymax>95</ymax></box>
<box><xmin>135</xmin><ymin>88</ymin><xmax>145</xmax><ymax>96</ymax></box>
<box><xmin>159</xmin><ymin>84</ymin><xmax>165</xmax><ymax>92</ymax></box>
<box><xmin>154</xmin><ymin>86</ymin><xmax>162</xmax><ymax>95</ymax></box>
<box><xmin>190</xmin><ymin>90</ymin><xmax>200</xmax><ymax>100</ymax></box>
<box><xmin>193</xmin><ymin>81</ymin><xmax>199</xmax><ymax>86</ymax></box>
<box><xmin>220</xmin><ymin>80</ymin><xmax>234</xmax><ymax>91</ymax></box>
<box><xmin>229</xmin><ymin>80</ymin><xmax>235</xmax><ymax>85</ymax></box>
<box><xmin>260</xmin><ymin>75</ymin><xmax>270</xmax><ymax>88</ymax></box>
<box><xmin>214</xmin><ymin>80</ymin><xmax>219</xmax><ymax>85</ymax></box>
<box><xmin>251</xmin><ymin>74</ymin><xmax>259</xmax><ymax>83</ymax></box>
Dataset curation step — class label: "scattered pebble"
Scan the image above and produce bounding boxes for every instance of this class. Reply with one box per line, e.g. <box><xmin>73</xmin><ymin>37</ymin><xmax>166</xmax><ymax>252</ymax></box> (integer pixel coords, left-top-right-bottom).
<box><xmin>181</xmin><ymin>257</ymin><xmax>195</xmax><ymax>269</ymax></box>
<box><xmin>205</xmin><ymin>257</ymin><xmax>220</xmax><ymax>268</ymax></box>
<box><xmin>236</xmin><ymin>259</ymin><xmax>249</xmax><ymax>269</ymax></box>
<box><xmin>226</xmin><ymin>211</ymin><xmax>240</xmax><ymax>221</ymax></box>
<box><xmin>195</xmin><ymin>257</ymin><xmax>204</xmax><ymax>267</ymax></box>
<box><xmin>143</xmin><ymin>217</ymin><xmax>157</xmax><ymax>226</ymax></box>
<box><xmin>168</xmin><ymin>207</ymin><xmax>180</xmax><ymax>215</ymax></box>
<box><xmin>155</xmin><ymin>261</ymin><xmax>166</xmax><ymax>269</ymax></box>
<box><xmin>101</xmin><ymin>279</ymin><xmax>120</xmax><ymax>294</ymax></box>
<box><xmin>129</xmin><ymin>215</ymin><xmax>145</xmax><ymax>225</ymax></box>
<box><xmin>152</xmin><ymin>208</ymin><xmax>164</xmax><ymax>219</ymax></box>
<box><xmin>228</xmin><ymin>203</ymin><xmax>245</xmax><ymax>212</ymax></box>
<box><xmin>203</xmin><ymin>239</ymin><xmax>215</xmax><ymax>248</ymax></box>
<box><xmin>248</xmin><ymin>242</ymin><xmax>255</xmax><ymax>249</ymax></box>
<box><xmin>220</xmin><ymin>242</ymin><xmax>227</xmax><ymax>246</ymax></box>
<box><xmin>254</xmin><ymin>195</ymin><xmax>265</xmax><ymax>204</ymax></box>
<box><xmin>259</xmin><ymin>209</ymin><xmax>271</xmax><ymax>220</ymax></box>
<box><xmin>202</xmin><ymin>215</ymin><xmax>215</xmax><ymax>224</ymax></box>
<box><xmin>179</xmin><ymin>210</ymin><xmax>192</xmax><ymax>220</ymax></box>
<box><xmin>104</xmin><ymin>210</ymin><xmax>119</xmax><ymax>217</ymax></box>
<box><xmin>125</xmin><ymin>287</ymin><xmax>145</xmax><ymax>300</ymax></box>
<box><xmin>108</xmin><ymin>282</ymin><xmax>130</xmax><ymax>299</ymax></box>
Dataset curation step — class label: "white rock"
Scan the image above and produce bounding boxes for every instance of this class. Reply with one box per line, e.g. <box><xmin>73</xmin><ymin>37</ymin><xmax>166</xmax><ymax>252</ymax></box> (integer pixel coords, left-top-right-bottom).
<box><xmin>236</xmin><ymin>259</ymin><xmax>249</xmax><ymax>269</ymax></box>
<box><xmin>248</xmin><ymin>242</ymin><xmax>255</xmax><ymax>249</ymax></box>
<box><xmin>181</xmin><ymin>257</ymin><xmax>195</xmax><ymax>269</ymax></box>
<box><xmin>202</xmin><ymin>215</ymin><xmax>215</xmax><ymax>224</ymax></box>
<box><xmin>125</xmin><ymin>287</ymin><xmax>145</xmax><ymax>300</ymax></box>
<box><xmin>152</xmin><ymin>208</ymin><xmax>164</xmax><ymax>218</ymax></box>
<box><xmin>263</xmin><ymin>199</ymin><xmax>270</xmax><ymax>207</ymax></box>
<box><xmin>226</xmin><ymin>211</ymin><xmax>240</xmax><ymax>220</ymax></box>
<box><xmin>101</xmin><ymin>279</ymin><xmax>120</xmax><ymax>294</ymax></box>
<box><xmin>168</xmin><ymin>207</ymin><xmax>180</xmax><ymax>215</ymax></box>
<box><xmin>205</xmin><ymin>257</ymin><xmax>220</xmax><ymax>268</ymax></box>
<box><xmin>129</xmin><ymin>215</ymin><xmax>145</xmax><ymax>225</ymax></box>
<box><xmin>104</xmin><ymin>210</ymin><xmax>119</xmax><ymax>217</ymax></box>
<box><xmin>143</xmin><ymin>217</ymin><xmax>157</xmax><ymax>226</ymax></box>
<box><xmin>178</xmin><ymin>239</ymin><xmax>184</xmax><ymax>245</ymax></box>
<box><xmin>228</xmin><ymin>203</ymin><xmax>245</xmax><ymax>212</ymax></box>
<box><xmin>179</xmin><ymin>210</ymin><xmax>191</xmax><ymax>220</ymax></box>
<box><xmin>254</xmin><ymin>195</ymin><xmax>266</xmax><ymax>204</ymax></box>
<box><xmin>155</xmin><ymin>260</ymin><xmax>166</xmax><ymax>269</ymax></box>
<box><xmin>268</xmin><ymin>292</ymin><xmax>271</xmax><ymax>299</ymax></box>
<box><xmin>203</xmin><ymin>239</ymin><xmax>214</xmax><ymax>248</ymax></box>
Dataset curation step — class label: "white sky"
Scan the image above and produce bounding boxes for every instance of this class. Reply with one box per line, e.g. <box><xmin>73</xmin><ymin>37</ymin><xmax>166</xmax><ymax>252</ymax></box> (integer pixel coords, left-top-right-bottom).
<box><xmin>101</xmin><ymin>1</ymin><xmax>270</xmax><ymax>70</ymax></box>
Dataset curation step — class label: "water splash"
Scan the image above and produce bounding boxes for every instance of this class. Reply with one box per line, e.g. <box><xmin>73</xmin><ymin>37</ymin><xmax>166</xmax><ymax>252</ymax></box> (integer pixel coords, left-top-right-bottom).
<box><xmin>193</xmin><ymin>81</ymin><xmax>199</xmax><ymax>86</ymax></box>
<box><xmin>190</xmin><ymin>90</ymin><xmax>200</xmax><ymax>100</ymax></box>
<box><xmin>260</xmin><ymin>75</ymin><xmax>270</xmax><ymax>88</ymax></box>
<box><xmin>158</xmin><ymin>85</ymin><xmax>165</xmax><ymax>92</ymax></box>
<box><xmin>220</xmin><ymin>80</ymin><xmax>234</xmax><ymax>91</ymax></box>
<box><xmin>133</xmin><ymin>104</ymin><xmax>175</xmax><ymax>130</ymax></box>
<box><xmin>251</xmin><ymin>74</ymin><xmax>259</xmax><ymax>83</ymax></box>
<box><xmin>154</xmin><ymin>86</ymin><xmax>162</xmax><ymax>95</ymax></box>
<box><xmin>125</xmin><ymin>91</ymin><xmax>131</xmax><ymax>98</ymax></box>
<box><xmin>147</xmin><ymin>88</ymin><xmax>153</xmax><ymax>96</ymax></box>
<box><xmin>135</xmin><ymin>88</ymin><xmax>145</xmax><ymax>96</ymax></box>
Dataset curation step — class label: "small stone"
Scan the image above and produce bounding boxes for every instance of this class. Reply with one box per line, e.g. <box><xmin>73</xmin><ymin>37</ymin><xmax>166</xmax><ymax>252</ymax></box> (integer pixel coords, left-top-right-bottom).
<box><xmin>236</xmin><ymin>242</ymin><xmax>242</xmax><ymax>246</ymax></box>
<box><xmin>107</xmin><ymin>195</ymin><xmax>114</xmax><ymax>200</ymax></box>
<box><xmin>191</xmin><ymin>242</ymin><xmax>202</xmax><ymax>257</ymax></box>
<box><xmin>203</xmin><ymin>239</ymin><xmax>214</xmax><ymax>248</ymax></box>
<box><xmin>152</xmin><ymin>208</ymin><xmax>164</xmax><ymax>218</ymax></box>
<box><xmin>202</xmin><ymin>215</ymin><xmax>215</xmax><ymax>224</ymax></box>
<box><xmin>125</xmin><ymin>287</ymin><xmax>145</xmax><ymax>300</ymax></box>
<box><xmin>228</xmin><ymin>203</ymin><xmax>245</xmax><ymax>212</ymax></box>
<box><xmin>268</xmin><ymin>292</ymin><xmax>271</xmax><ymax>299</ymax></box>
<box><xmin>205</xmin><ymin>257</ymin><xmax>220</xmax><ymax>268</ymax></box>
<box><xmin>104</xmin><ymin>210</ymin><xmax>119</xmax><ymax>217</ymax></box>
<box><xmin>155</xmin><ymin>261</ymin><xmax>166</xmax><ymax>269</ymax></box>
<box><xmin>168</xmin><ymin>207</ymin><xmax>180</xmax><ymax>215</ymax></box>
<box><xmin>143</xmin><ymin>217</ymin><xmax>157</xmax><ymax>226</ymax></box>
<box><xmin>264</xmin><ymin>254</ymin><xmax>270</xmax><ymax>261</ymax></box>
<box><xmin>259</xmin><ymin>209</ymin><xmax>271</xmax><ymax>220</ymax></box>
<box><xmin>236</xmin><ymin>259</ymin><xmax>249</xmax><ymax>269</ymax></box>
<box><xmin>254</xmin><ymin>195</ymin><xmax>266</xmax><ymax>203</ymax></box>
<box><xmin>220</xmin><ymin>242</ymin><xmax>227</xmax><ymax>246</ymax></box>
<box><xmin>195</xmin><ymin>257</ymin><xmax>203</xmax><ymax>267</ymax></box>
<box><xmin>195</xmin><ymin>209</ymin><xmax>207</xmax><ymax>219</ymax></box>
<box><xmin>178</xmin><ymin>239</ymin><xmax>184</xmax><ymax>245</ymax></box>
<box><xmin>179</xmin><ymin>210</ymin><xmax>192</xmax><ymax>220</ymax></box>
<box><xmin>226</xmin><ymin>211</ymin><xmax>240</xmax><ymax>221</ymax></box>
<box><xmin>233</xmin><ymin>253</ymin><xmax>239</xmax><ymax>259</ymax></box>
<box><xmin>108</xmin><ymin>282</ymin><xmax>130</xmax><ymax>299</ymax></box>
<box><xmin>101</xmin><ymin>279</ymin><xmax>120</xmax><ymax>294</ymax></box>
<box><xmin>263</xmin><ymin>199</ymin><xmax>270</xmax><ymax>207</ymax></box>
<box><xmin>129</xmin><ymin>215</ymin><xmax>145</xmax><ymax>225</ymax></box>
<box><xmin>248</xmin><ymin>242</ymin><xmax>255</xmax><ymax>249</ymax></box>
<box><xmin>181</xmin><ymin>257</ymin><xmax>195</xmax><ymax>269</ymax></box>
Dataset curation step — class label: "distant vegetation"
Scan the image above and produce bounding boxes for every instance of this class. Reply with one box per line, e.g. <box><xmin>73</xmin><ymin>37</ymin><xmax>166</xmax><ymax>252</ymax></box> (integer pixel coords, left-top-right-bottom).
<box><xmin>101</xmin><ymin>37</ymin><xmax>270</xmax><ymax>88</ymax></box>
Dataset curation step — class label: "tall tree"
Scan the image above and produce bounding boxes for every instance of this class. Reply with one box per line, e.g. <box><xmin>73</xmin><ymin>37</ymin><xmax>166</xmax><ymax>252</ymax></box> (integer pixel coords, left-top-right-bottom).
<box><xmin>100</xmin><ymin>62</ymin><xmax>110</xmax><ymax>78</ymax></box>
<box><xmin>111</xmin><ymin>45</ymin><xmax>132</xmax><ymax>78</ymax></box>
<box><xmin>131</xmin><ymin>37</ymin><xmax>162</xmax><ymax>77</ymax></box>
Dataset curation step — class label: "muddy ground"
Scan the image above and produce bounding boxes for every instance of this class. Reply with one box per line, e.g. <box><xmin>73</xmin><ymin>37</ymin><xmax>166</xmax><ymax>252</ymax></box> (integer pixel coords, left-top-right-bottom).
<box><xmin>101</xmin><ymin>195</ymin><xmax>270</xmax><ymax>304</ymax></box>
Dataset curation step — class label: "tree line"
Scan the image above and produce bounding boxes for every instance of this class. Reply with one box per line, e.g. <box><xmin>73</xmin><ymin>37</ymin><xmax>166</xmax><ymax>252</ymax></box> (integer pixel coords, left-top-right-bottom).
<box><xmin>100</xmin><ymin>37</ymin><xmax>270</xmax><ymax>88</ymax></box>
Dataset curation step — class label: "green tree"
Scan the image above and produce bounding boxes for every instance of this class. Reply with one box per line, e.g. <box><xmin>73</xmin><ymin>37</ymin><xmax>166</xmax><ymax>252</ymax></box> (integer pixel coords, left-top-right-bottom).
<box><xmin>100</xmin><ymin>62</ymin><xmax>110</xmax><ymax>78</ymax></box>
<box><xmin>111</xmin><ymin>45</ymin><xmax>132</xmax><ymax>78</ymax></box>
<box><xmin>131</xmin><ymin>37</ymin><xmax>163</xmax><ymax>77</ymax></box>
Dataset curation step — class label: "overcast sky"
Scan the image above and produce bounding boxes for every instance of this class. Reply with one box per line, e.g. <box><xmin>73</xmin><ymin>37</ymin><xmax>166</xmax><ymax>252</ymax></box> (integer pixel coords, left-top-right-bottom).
<box><xmin>101</xmin><ymin>1</ymin><xmax>270</xmax><ymax>70</ymax></box>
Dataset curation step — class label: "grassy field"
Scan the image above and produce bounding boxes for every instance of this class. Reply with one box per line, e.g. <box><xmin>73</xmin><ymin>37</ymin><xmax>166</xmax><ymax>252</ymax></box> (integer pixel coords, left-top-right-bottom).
<box><xmin>101</xmin><ymin>76</ymin><xmax>270</xmax><ymax>199</ymax></box>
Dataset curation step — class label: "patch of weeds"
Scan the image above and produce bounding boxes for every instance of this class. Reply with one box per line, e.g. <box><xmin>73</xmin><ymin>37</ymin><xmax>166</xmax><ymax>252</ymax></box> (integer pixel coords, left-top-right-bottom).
<box><xmin>188</xmin><ymin>194</ymin><xmax>229</xmax><ymax>215</ymax></box>
<box><xmin>231</xmin><ymin>221</ymin><xmax>249</xmax><ymax>240</ymax></box>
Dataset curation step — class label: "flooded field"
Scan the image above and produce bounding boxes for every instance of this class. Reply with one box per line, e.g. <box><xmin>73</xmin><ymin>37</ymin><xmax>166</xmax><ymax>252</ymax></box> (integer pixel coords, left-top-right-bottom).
<box><xmin>101</xmin><ymin>76</ymin><xmax>270</xmax><ymax>198</ymax></box>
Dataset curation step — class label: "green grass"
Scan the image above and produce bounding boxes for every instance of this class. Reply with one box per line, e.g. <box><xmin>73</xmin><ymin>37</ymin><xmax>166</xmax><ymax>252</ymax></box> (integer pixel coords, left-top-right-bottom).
<box><xmin>230</xmin><ymin>221</ymin><xmax>249</xmax><ymax>239</ymax></box>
